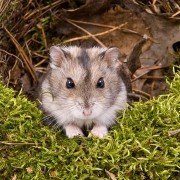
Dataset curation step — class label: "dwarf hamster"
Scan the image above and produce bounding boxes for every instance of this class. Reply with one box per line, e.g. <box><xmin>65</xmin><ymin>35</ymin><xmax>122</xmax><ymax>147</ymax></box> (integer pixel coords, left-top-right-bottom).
<box><xmin>40</xmin><ymin>46</ymin><xmax>127</xmax><ymax>138</ymax></box>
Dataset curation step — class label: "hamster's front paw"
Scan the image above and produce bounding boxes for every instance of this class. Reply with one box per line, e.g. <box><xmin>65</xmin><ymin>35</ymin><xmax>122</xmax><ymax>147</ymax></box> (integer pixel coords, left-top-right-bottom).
<box><xmin>91</xmin><ymin>125</ymin><xmax>108</xmax><ymax>138</ymax></box>
<box><xmin>64</xmin><ymin>124</ymin><xmax>84</xmax><ymax>138</ymax></box>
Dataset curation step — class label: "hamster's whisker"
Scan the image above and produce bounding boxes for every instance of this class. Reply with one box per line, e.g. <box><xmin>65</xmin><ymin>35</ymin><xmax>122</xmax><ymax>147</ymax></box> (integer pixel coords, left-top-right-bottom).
<box><xmin>42</xmin><ymin>115</ymin><xmax>56</xmax><ymax>122</ymax></box>
<box><xmin>42</xmin><ymin>115</ymin><xmax>53</xmax><ymax>121</ymax></box>
<box><xmin>52</xmin><ymin>121</ymin><xmax>61</xmax><ymax>129</ymax></box>
<box><xmin>42</xmin><ymin>105</ymin><xmax>73</xmax><ymax>115</ymax></box>
<box><xmin>47</xmin><ymin>120</ymin><xmax>55</xmax><ymax>127</ymax></box>
<box><xmin>42</xmin><ymin>117</ymin><xmax>55</xmax><ymax>125</ymax></box>
<box><xmin>46</xmin><ymin>106</ymin><xmax>76</xmax><ymax>120</ymax></box>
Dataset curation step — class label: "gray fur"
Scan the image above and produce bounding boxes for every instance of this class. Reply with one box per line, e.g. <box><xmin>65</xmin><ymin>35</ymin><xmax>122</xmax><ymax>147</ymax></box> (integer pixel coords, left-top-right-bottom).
<box><xmin>78</xmin><ymin>49</ymin><xmax>90</xmax><ymax>69</ymax></box>
<box><xmin>40</xmin><ymin>46</ymin><xmax>127</xmax><ymax>138</ymax></box>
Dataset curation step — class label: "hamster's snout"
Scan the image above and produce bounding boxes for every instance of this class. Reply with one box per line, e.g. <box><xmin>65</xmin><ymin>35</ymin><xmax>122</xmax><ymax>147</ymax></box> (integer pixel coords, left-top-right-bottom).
<box><xmin>78</xmin><ymin>101</ymin><xmax>95</xmax><ymax>117</ymax></box>
<box><xmin>83</xmin><ymin>102</ymin><xmax>95</xmax><ymax>117</ymax></box>
<box><xmin>83</xmin><ymin>108</ymin><xmax>92</xmax><ymax>116</ymax></box>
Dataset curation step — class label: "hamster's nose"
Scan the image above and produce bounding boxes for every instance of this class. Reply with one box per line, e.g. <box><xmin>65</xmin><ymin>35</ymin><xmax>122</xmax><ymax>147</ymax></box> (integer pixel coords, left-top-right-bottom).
<box><xmin>83</xmin><ymin>108</ymin><xmax>92</xmax><ymax>116</ymax></box>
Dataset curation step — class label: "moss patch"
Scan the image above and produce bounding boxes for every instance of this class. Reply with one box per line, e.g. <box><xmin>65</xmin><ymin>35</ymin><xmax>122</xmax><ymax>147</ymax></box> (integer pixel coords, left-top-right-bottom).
<box><xmin>0</xmin><ymin>71</ymin><xmax>180</xmax><ymax>179</ymax></box>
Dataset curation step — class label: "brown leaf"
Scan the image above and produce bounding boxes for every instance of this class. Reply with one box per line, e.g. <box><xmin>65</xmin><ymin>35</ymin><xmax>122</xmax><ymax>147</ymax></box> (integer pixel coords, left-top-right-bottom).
<box><xmin>126</xmin><ymin>37</ymin><xmax>147</xmax><ymax>75</ymax></box>
<box><xmin>20</xmin><ymin>73</ymin><xmax>32</xmax><ymax>93</ymax></box>
<box><xmin>62</xmin><ymin>0</ymin><xmax>110</xmax><ymax>17</ymax></box>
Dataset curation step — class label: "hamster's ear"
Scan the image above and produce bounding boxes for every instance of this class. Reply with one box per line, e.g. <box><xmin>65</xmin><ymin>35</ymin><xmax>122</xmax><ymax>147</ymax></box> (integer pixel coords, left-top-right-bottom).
<box><xmin>102</xmin><ymin>47</ymin><xmax>123</xmax><ymax>68</ymax></box>
<box><xmin>49</xmin><ymin>46</ymin><xmax>67</xmax><ymax>69</ymax></box>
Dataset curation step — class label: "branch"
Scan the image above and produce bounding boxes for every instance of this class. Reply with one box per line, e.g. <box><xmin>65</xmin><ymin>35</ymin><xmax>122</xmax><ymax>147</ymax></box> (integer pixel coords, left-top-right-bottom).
<box><xmin>65</xmin><ymin>19</ymin><xmax>106</xmax><ymax>48</ymax></box>
<box><xmin>62</xmin><ymin>23</ymin><xmax>127</xmax><ymax>44</ymax></box>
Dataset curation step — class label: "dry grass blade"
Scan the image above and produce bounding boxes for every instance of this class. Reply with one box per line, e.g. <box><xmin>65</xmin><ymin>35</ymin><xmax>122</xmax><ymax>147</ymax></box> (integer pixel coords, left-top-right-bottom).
<box><xmin>63</xmin><ymin>23</ymin><xmax>127</xmax><ymax>44</ymax></box>
<box><xmin>0</xmin><ymin>49</ymin><xmax>23</xmax><ymax>64</ymax></box>
<box><xmin>65</xmin><ymin>19</ymin><xmax>106</xmax><ymax>48</ymax></box>
<box><xmin>24</xmin><ymin>0</ymin><xmax>66</xmax><ymax>20</ymax></box>
<box><xmin>0</xmin><ymin>0</ymin><xmax>4</xmax><ymax>12</ymax></box>
<box><xmin>3</xmin><ymin>26</ymin><xmax>38</xmax><ymax>83</ymax></box>
<box><xmin>121</xmin><ymin>29</ymin><xmax>159</xmax><ymax>44</ymax></box>
<box><xmin>131</xmin><ymin>64</ymin><xmax>170</xmax><ymax>83</ymax></box>
<box><xmin>67</xmin><ymin>19</ymin><xmax>158</xmax><ymax>43</ymax></box>
<box><xmin>152</xmin><ymin>0</ymin><xmax>157</xmax><ymax>5</ymax></box>
<box><xmin>0</xmin><ymin>141</ymin><xmax>37</xmax><ymax>145</ymax></box>
<box><xmin>140</xmin><ymin>65</ymin><xmax>170</xmax><ymax>70</ymax></box>
<box><xmin>171</xmin><ymin>10</ymin><xmax>180</xmax><ymax>17</ymax></box>
<box><xmin>0</xmin><ymin>0</ymin><xmax>11</xmax><ymax>17</ymax></box>
<box><xmin>67</xmin><ymin>19</ymin><xmax>115</xmax><ymax>28</ymax></box>
<box><xmin>132</xmin><ymin>89</ymin><xmax>151</xmax><ymax>99</ymax></box>
<box><xmin>37</xmin><ymin>22</ymin><xmax>48</xmax><ymax>49</ymax></box>
<box><xmin>140</xmin><ymin>75</ymin><xmax>164</xmax><ymax>79</ymax></box>
<box><xmin>105</xmin><ymin>170</ymin><xmax>117</xmax><ymax>180</ymax></box>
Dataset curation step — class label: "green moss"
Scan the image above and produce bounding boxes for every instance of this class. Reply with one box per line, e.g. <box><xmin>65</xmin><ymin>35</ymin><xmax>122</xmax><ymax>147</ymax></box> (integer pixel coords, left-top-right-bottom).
<box><xmin>0</xmin><ymin>70</ymin><xmax>180</xmax><ymax>179</ymax></box>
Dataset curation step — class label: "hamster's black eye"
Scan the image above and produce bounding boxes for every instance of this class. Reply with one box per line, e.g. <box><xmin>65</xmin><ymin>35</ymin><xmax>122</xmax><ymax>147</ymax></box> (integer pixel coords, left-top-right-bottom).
<box><xmin>66</xmin><ymin>78</ymin><xmax>75</xmax><ymax>89</ymax></box>
<box><xmin>96</xmin><ymin>78</ymin><xmax>104</xmax><ymax>88</ymax></box>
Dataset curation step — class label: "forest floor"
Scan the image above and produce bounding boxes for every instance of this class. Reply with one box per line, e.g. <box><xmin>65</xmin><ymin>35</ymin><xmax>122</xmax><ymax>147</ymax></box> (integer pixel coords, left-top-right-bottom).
<box><xmin>0</xmin><ymin>0</ymin><xmax>180</xmax><ymax>179</ymax></box>
<box><xmin>0</xmin><ymin>0</ymin><xmax>179</xmax><ymax>98</ymax></box>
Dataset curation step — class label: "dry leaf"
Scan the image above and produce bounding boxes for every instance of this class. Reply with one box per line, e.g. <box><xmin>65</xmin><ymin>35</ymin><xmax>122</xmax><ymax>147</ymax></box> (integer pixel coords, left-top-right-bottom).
<box><xmin>50</xmin><ymin>170</ymin><xmax>58</xmax><ymax>177</ymax></box>
<box><xmin>62</xmin><ymin>0</ymin><xmax>110</xmax><ymax>17</ymax></box>
<box><xmin>26</xmin><ymin>167</ymin><xmax>33</xmax><ymax>174</ymax></box>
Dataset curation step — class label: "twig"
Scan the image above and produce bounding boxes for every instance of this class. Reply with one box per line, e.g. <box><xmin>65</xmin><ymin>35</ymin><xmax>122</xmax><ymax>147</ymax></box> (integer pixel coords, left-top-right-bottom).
<box><xmin>24</xmin><ymin>40</ymin><xmax>32</xmax><ymax>63</ymax></box>
<box><xmin>131</xmin><ymin>71</ymin><xmax>150</xmax><ymax>83</ymax></box>
<box><xmin>171</xmin><ymin>10</ymin><xmax>180</xmax><ymax>18</ymax></box>
<box><xmin>0</xmin><ymin>0</ymin><xmax>5</xmax><ymax>13</ymax></box>
<box><xmin>139</xmin><ymin>75</ymin><xmax>164</xmax><ymax>79</ymax></box>
<box><xmin>67</xmin><ymin>19</ymin><xmax>158</xmax><ymax>44</ymax></box>
<box><xmin>35</xmin><ymin>67</ymin><xmax>47</xmax><ymax>71</ymax></box>
<box><xmin>0</xmin><ymin>60</ymin><xmax>5</xmax><ymax>64</ymax></box>
<box><xmin>140</xmin><ymin>65</ymin><xmax>170</xmax><ymax>70</ymax></box>
<box><xmin>31</xmin><ymin>38</ymin><xmax>43</xmax><ymax>45</ymax></box>
<box><xmin>0</xmin><ymin>0</ymin><xmax>11</xmax><ymax>17</ymax></box>
<box><xmin>131</xmin><ymin>65</ymin><xmax>170</xmax><ymax>82</ymax></box>
<box><xmin>24</xmin><ymin>0</ymin><xmax>66</xmax><ymax>20</ymax></box>
<box><xmin>0</xmin><ymin>141</ymin><xmax>37</xmax><ymax>145</ymax></box>
<box><xmin>0</xmin><ymin>49</ymin><xmax>23</xmax><ymax>64</ymax></box>
<box><xmin>66</xmin><ymin>19</ymin><xmax>115</xmax><ymax>28</ymax></box>
<box><xmin>121</xmin><ymin>29</ymin><xmax>159</xmax><ymax>44</ymax></box>
<box><xmin>36</xmin><ymin>69</ymin><xmax>47</xmax><ymax>73</ymax></box>
<box><xmin>128</xmin><ymin>92</ymin><xmax>148</xmax><ymax>101</ymax></box>
<box><xmin>37</xmin><ymin>22</ymin><xmax>48</xmax><ymax>49</ymax></box>
<box><xmin>65</xmin><ymin>19</ymin><xmax>106</xmax><ymax>48</ymax></box>
<box><xmin>0</xmin><ymin>0</ymin><xmax>3</xmax><ymax>10</ymax></box>
<box><xmin>33</xmin><ymin>52</ymin><xmax>48</xmax><ymax>59</ymax></box>
<box><xmin>152</xmin><ymin>0</ymin><xmax>157</xmax><ymax>5</ymax></box>
<box><xmin>132</xmin><ymin>89</ymin><xmax>151</xmax><ymax>99</ymax></box>
<box><xmin>34</xmin><ymin>59</ymin><xmax>48</xmax><ymax>67</ymax></box>
<box><xmin>7</xmin><ymin>69</ymin><xmax>11</xmax><ymax>87</ymax></box>
<box><xmin>151</xmin><ymin>80</ymin><xmax>155</xmax><ymax>97</ymax></box>
<box><xmin>63</xmin><ymin>23</ymin><xmax>127</xmax><ymax>44</ymax></box>
<box><xmin>3</xmin><ymin>26</ymin><xmax>38</xmax><ymax>83</ymax></box>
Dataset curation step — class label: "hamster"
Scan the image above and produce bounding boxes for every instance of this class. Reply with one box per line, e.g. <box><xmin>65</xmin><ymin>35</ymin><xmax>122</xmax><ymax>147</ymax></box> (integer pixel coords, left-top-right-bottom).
<box><xmin>40</xmin><ymin>46</ymin><xmax>127</xmax><ymax>138</ymax></box>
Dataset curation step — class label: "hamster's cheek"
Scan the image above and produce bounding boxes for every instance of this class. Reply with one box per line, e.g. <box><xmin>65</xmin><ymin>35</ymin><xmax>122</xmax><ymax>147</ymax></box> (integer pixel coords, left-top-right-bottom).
<box><xmin>91</xmin><ymin>104</ymin><xmax>104</xmax><ymax>117</ymax></box>
<box><xmin>71</xmin><ymin>107</ymin><xmax>85</xmax><ymax>120</ymax></box>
